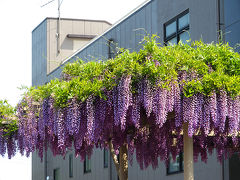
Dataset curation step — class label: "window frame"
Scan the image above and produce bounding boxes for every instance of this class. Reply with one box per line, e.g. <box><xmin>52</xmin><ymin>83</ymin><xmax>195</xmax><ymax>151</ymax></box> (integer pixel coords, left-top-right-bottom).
<box><xmin>69</xmin><ymin>154</ymin><xmax>73</xmax><ymax>178</ymax></box>
<box><xmin>84</xmin><ymin>155</ymin><xmax>91</xmax><ymax>174</ymax></box>
<box><xmin>53</xmin><ymin>168</ymin><xmax>60</xmax><ymax>180</ymax></box>
<box><xmin>164</xmin><ymin>9</ymin><xmax>189</xmax><ymax>45</ymax></box>
<box><xmin>166</xmin><ymin>152</ymin><xmax>184</xmax><ymax>175</ymax></box>
<box><xmin>103</xmin><ymin>148</ymin><xmax>109</xmax><ymax>168</ymax></box>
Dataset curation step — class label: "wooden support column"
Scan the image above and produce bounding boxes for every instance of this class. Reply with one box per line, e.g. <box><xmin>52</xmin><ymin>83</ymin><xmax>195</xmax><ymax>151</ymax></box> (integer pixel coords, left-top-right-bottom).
<box><xmin>119</xmin><ymin>144</ymin><xmax>128</xmax><ymax>180</ymax></box>
<box><xmin>183</xmin><ymin>123</ymin><xmax>194</xmax><ymax>180</ymax></box>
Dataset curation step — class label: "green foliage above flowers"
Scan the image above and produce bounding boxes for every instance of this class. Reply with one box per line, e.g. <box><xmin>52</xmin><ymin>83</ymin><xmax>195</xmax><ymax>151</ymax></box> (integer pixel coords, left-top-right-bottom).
<box><xmin>24</xmin><ymin>35</ymin><xmax>240</xmax><ymax>108</ymax></box>
<box><xmin>0</xmin><ymin>100</ymin><xmax>18</xmax><ymax>136</ymax></box>
<box><xmin>0</xmin><ymin>100</ymin><xmax>15</xmax><ymax>119</ymax></box>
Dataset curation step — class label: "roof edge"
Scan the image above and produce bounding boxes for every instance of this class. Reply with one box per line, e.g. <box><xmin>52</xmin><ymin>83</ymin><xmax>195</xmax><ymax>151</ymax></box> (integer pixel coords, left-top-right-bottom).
<box><xmin>46</xmin><ymin>17</ymin><xmax>112</xmax><ymax>25</ymax></box>
<box><xmin>32</xmin><ymin>18</ymin><xmax>48</xmax><ymax>33</ymax></box>
<box><xmin>60</xmin><ymin>0</ymin><xmax>151</xmax><ymax>65</ymax></box>
<box><xmin>32</xmin><ymin>17</ymin><xmax>112</xmax><ymax>33</ymax></box>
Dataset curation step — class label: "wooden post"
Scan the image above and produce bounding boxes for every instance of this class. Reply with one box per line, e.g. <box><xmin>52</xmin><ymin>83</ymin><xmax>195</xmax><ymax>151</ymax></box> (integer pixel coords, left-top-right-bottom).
<box><xmin>183</xmin><ymin>123</ymin><xmax>194</xmax><ymax>180</ymax></box>
<box><xmin>119</xmin><ymin>144</ymin><xmax>128</xmax><ymax>180</ymax></box>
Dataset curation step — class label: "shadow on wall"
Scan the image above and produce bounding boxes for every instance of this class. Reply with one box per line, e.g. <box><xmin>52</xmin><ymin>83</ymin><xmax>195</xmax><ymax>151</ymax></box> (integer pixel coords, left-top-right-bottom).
<box><xmin>61</xmin><ymin>37</ymin><xmax>73</xmax><ymax>50</ymax></box>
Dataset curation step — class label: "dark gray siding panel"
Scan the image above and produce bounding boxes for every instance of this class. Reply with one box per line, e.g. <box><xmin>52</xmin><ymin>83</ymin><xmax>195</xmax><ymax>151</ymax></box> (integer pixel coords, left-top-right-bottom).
<box><xmin>90</xmin><ymin>42</ymin><xmax>95</xmax><ymax>59</ymax></box>
<box><xmin>225</xmin><ymin>22</ymin><xmax>240</xmax><ymax>50</ymax></box>
<box><xmin>125</xmin><ymin>18</ymin><xmax>131</xmax><ymax>49</ymax></box>
<box><xmin>43</xmin><ymin>148</ymin><xmax>113</xmax><ymax>180</ymax></box>
<box><xmin>189</xmin><ymin>0</ymin><xmax>218</xmax><ymax>43</ymax></box>
<box><xmin>224</xmin><ymin>0</ymin><xmax>240</xmax><ymax>27</ymax></box>
<box><xmin>120</xmin><ymin>22</ymin><xmax>126</xmax><ymax>48</ymax></box>
<box><xmin>151</xmin><ymin>0</ymin><xmax>158</xmax><ymax>35</ymax></box>
<box><xmin>224</xmin><ymin>0</ymin><xmax>240</xmax><ymax>49</ymax></box>
<box><xmin>78</xmin><ymin>47</ymin><xmax>86</xmax><ymax>60</ymax></box>
<box><xmin>84</xmin><ymin>47</ymin><xmax>91</xmax><ymax>62</ymax></box>
<box><xmin>138</xmin><ymin>8</ymin><xmax>146</xmax><ymax>48</ymax></box>
<box><xmin>101</xmin><ymin>37</ymin><xmax>109</xmax><ymax>60</ymax></box>
<box><xmin>127</xmin><ymin>15</ymin><xmax>136</xmax><ymax>51</ymax></box>
<box><xmin>98</xmin><ymin>38</ymin><xmax>103</xmax><ymax>59</ymax></box>
<box><xmin>116</xmin><ymin>25</ymin><xmax>121</xmax><ymax>47</ymax></box>
<box><xmin>145</xmin><ymin>4</ymin><xmax>152</xmax><ymax>35</ymax></box>
<box><xmin>135</xmin><ymin>9</ymin><xmax>144</xmax><ymax>51</ymax></box>
<box><xmin>32</xmin><ymin>19</ymin><xmax>47</xmax><ymax>86</ymax></box>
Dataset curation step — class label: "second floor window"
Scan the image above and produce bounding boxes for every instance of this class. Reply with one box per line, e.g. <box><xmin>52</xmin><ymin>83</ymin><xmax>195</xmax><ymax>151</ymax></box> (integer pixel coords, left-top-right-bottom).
<box><xmin>164</xmin><ymin>9</ymin><xmax>190</xmax><ymax>45</ymax></box>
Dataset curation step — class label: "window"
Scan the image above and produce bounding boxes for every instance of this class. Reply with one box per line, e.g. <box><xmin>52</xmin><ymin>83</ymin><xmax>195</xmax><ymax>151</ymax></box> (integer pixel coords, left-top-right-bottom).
<box><xmin>69</xmin><ymin>154</ymin><xmax>73</xmax><ymax>178</ymax></box>
<box><xmin>104</xmin><ymin>148</ymin><xmax>108</xmax><ymax>168</ymax></box>
<box><xmin>53</xmin><ymin>168</ymin><xmax>60</xmax><ymax>180</ymax></box>
<box><xmin>164</xmin><ymin>9</ymin><xmax>190</xmax><ymax>45</ymax></box>
<box><xmin>167</xmin><ymin>152</ymin><xmax>184</xmax><ymax>174</ymax></box>
<box><xmin>84</xmin><ymin>155</ymin><xmax>91</xmax><ymax>173</ymax></box>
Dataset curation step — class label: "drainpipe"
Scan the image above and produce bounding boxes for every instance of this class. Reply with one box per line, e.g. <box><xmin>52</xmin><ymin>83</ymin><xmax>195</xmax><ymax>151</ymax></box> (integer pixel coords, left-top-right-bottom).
<box><xmin>56</xmin><ymin>0</ymin><xmax>61</xmax><ymax>55</ymax></box>
<box><xmin>217</xmin><ymin>0</ymin><xmax>224</xmax><ymax>42</ymax></box>
<box><xmin>217</xmin><ymin>0</ymin><xmax>225</xmax><ymax>178</ymax></box>
<box><xmin>217</xmin><ymin>1</ymin><xmax>226</xmax><ymax>179</ymax></box>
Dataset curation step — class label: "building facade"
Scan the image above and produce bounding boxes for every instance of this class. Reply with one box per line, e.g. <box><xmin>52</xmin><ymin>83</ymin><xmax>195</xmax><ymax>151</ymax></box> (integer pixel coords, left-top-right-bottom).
<box><xmin>32</xmin><ymin>17</ymin><xmax>111</xmax><ymax>86</ymax></box>
<box><xmin>32</xmin><ymin>0</ymin><xmax>240</xmax><ymax>180</ymax></box>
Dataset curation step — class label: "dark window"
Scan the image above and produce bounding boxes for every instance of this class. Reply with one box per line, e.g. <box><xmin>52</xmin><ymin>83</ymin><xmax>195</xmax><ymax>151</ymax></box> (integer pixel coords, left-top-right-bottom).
<box><xmin>167</xmin><ymin>152</ymin><xmax>184</xmax><ymax>174</ymax></box>
<box><xmin>53</xmin><ymin>168</ymin><xmax>60</xmax><ymax>180</ymax></box>
<box><xmin>164</xmin><ymin>9</ymin><xmax>190</xmax><ymax>45</ymax></box>
<box><xmin>104</xmin><ymin>148</ymin><xmax>109</xmax><ymax>168</ymax></box>
<box><xmin>84</xmin><ymin>155</ymin><xmax>91</xmax><ymax>173</ymax></box>
<box><xmin>69</xmin><ymin>154</ymin><xmax>73</xmax><ymax>178</ymax></box>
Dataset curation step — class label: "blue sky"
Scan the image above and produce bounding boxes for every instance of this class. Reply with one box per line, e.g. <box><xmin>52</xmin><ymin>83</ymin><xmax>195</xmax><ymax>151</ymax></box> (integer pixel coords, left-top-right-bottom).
<box><xmin>0</xmin><ymin>0</ymin><xmax>145</xmax><ymax>179</ymax></box>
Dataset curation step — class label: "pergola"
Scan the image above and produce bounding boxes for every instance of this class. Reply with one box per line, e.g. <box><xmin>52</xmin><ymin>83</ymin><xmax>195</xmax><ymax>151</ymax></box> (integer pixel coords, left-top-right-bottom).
<box><xmin>1</xmin><ymin>36</ymin><xmax>240</xmax><ymax>180</ymax></box>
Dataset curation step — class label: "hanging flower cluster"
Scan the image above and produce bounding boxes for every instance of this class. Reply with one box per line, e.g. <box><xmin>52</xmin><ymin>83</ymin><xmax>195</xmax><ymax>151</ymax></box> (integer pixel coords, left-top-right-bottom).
<box><xmin>1</xmin><ymin>36</ymin><xmax>240</xmax><ymax>168</ymax></box>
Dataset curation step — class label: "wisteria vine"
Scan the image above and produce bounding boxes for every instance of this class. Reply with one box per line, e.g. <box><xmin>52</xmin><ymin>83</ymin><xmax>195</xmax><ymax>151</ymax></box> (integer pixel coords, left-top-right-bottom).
<box><xmin>1</xmin><ymin>36</ymin><xmax>240</xmax><ymax>170</ymax></box>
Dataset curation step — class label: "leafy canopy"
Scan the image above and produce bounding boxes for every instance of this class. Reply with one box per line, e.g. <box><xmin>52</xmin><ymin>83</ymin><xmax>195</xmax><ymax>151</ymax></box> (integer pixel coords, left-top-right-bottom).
<box><xmin>26</xmin><ymin>35</ymin><xmax>240</xmax><ymax>108</ymax></box>
<box><xmin>0</xmin><ymin>100</ymin><xmax>17</xmax><ymax>136</ymax></box>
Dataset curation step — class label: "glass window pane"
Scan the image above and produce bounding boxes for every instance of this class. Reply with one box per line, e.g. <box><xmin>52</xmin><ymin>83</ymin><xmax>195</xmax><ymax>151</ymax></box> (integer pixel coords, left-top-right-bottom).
<box><xmin>54</xmin><ymin>169</ymin><xmax>60</xmax><ymax>180</ymax></box>
<box><xmin>84</xmin><ymin>155</ymin><xmax>91</xmax><ymax>173</ymax></box>
<box><xmin>179</xmin><ymin>31</ymin><xmax>190</xmax><ymax>44</ymax></box>
<box><xmin>179</xmin><ymin>13</ymin><xmax>189</xmax><ymax>29</ymax></box>
<box><xmin>69</xmin><ymin>154</ymin><xmax>73</xmax><ymax>177</ymax></box>
<box><xmin>166</xmin><ymin>21</ymin><xmax>176</xmax><ymax>37</ymax></box>
<box><xmin>87</xmin><ymin>157</ymin><xmax>91</xmax><ymax>171</ymax></box>
<box><xmin>167</xmin><ymin>37</ymin><xmax>177</xmax><ymax>45</ymax></box>
<box><xmin>104</xmin><ymin>148</ymin><xmax>108</xmax><ymax>168</ymax></box>
<box><xmin>168</xmin><ymin>154</ymin><xmax>180</xmax><ymax>173</ymax></box>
